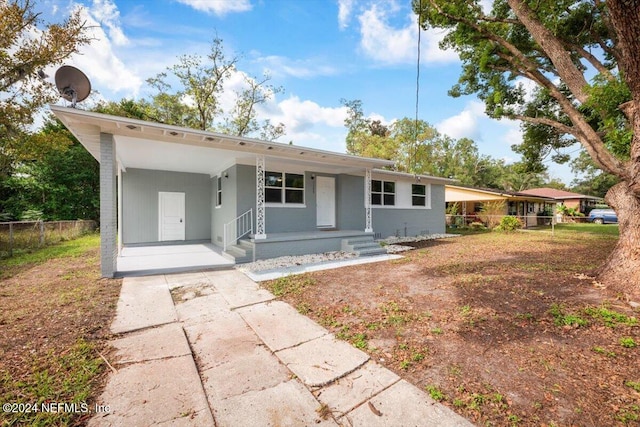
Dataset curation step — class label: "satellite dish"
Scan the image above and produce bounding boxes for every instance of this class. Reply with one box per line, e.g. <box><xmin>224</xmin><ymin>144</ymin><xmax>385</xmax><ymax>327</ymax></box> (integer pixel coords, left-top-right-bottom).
<box><xmin>55</xmin><ymin>65</ymin><xmax>91</xmax><ymax>107</ymax></box>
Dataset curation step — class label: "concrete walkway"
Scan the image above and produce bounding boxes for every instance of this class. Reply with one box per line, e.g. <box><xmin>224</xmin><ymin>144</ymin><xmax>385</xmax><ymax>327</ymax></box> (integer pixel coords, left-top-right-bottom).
<box><xmin>90</xmin><ymin>270</ymin><xmax>473</xmax><ymax>426</ymax></box>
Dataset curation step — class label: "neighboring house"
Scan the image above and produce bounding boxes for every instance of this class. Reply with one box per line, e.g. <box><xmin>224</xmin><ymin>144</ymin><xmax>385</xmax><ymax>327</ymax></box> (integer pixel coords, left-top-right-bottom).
<box><xmin>51</xmin><ymin>106</ymin><xmax>454</xmax><ymax>278</ymax></box>
<box><xmin>445</xmin><ymin>185</ymin><xmax>555</xmax><ymax>227</ymax></box>
<box><xmin>518</xmin><ymin>187</ymin><xmax>601</xmax><ymax>214</ymax></box>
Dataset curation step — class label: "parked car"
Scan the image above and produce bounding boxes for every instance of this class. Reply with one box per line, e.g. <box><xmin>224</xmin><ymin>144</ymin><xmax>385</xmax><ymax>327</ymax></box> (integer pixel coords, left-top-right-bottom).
<box><xmin>588</xmin><ymin>209</ymin><xmax>618</xmax><ymax>224</ymax></box>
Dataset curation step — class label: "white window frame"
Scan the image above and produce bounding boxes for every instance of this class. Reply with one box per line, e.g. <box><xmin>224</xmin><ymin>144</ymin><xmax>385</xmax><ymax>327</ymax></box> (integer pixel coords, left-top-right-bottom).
<box><xmin>265</xmin><ymin>170</ymin><xmax>306</xmax><ymax>207</ymax></box>
<box><xmin>412</xmin><ymin>183</ymin><xmax>426</xmax><ymax>207</ymax></box>
<box><xmin>216</xmin><ymin>176</ymin><xmax>222</xmax><ymax>207</ymax></box>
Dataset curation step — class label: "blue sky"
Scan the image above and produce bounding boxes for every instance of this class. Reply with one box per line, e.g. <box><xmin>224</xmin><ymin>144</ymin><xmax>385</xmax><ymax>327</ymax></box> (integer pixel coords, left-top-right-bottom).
<box><xmin>43</xmin><ymin>0</ymin><xmax>579</xmax><ymax>183</ymax></box>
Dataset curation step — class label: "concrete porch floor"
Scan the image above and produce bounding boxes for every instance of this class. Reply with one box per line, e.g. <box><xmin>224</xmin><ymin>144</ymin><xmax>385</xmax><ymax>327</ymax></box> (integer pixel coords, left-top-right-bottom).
<box><xmin>116</xmin><ymin>243</ymin><xmax>234</xmax><ymax>277</ymax></box>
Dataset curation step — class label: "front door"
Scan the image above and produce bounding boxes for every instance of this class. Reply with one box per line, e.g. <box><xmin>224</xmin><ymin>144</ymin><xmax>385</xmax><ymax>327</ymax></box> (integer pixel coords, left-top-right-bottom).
<box><xmin>316</xmin><ymin>176</ymin><xmax>336</xmax><ymax>228</ymax></box>
<box><xmin>159</xmin><ymin>191</ymin><xmax>185</xmax><ymax>241</ymax></box>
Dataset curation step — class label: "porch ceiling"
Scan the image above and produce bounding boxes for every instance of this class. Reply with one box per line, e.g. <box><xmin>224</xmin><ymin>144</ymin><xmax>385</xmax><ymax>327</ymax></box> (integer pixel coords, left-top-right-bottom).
<box><xmin>50</xmin><ymin>105</ymin><xmax>394</xmax><ymax>177</ymax></box>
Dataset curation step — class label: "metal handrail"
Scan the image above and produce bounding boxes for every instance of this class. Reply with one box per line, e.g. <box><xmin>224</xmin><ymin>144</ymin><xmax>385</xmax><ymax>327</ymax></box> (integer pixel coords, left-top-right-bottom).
<box><xmin>223</xmin><ymin>209</ymin><xmax>253</xmax><ymax>251</ymax></box>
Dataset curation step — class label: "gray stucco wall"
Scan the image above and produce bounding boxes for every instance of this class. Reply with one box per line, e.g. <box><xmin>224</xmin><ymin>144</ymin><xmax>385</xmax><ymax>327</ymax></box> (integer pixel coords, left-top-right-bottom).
<box><xmin>336</xmin><ymin>175</ymin><xmax>446</xmax><ymax>238</ymax></box>
<box><xmin>122</xmin><ymin>168</ymin><xmax>211</xmax><ymax>244</ymax></box>
<box><xmin>212</xmin><ymin>163</ymin><xmax>263</xmax><ymax>247</ymax></box>
<box><xmin>264</xmin><ymin>171</ymin><xmax>318</xmax><ymax>233</ymax></box>
<box><xmin>337</xmin><ymin>174</ymin><xmax>366</xmax><ymax>230</ymax></box>
<box><xmin>371</xmin><ymin>183</ymin><xmax>446</xmax><ymax>238</ymax></box>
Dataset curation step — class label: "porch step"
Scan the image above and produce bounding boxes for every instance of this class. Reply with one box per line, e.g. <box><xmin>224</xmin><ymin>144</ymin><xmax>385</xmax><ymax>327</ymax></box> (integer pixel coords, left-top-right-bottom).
<box><xmin>222</xmin><ymin>239</ymin><xmax>254</xmax><ymax>264</ymax></box>
<box><xmin>341</xmin><ymin>236</ymin><xmax>386</xmax><ymax>257</ymax></box>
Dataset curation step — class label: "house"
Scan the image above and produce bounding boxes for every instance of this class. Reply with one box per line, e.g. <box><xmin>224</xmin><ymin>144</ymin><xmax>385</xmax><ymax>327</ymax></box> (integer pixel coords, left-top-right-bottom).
<box><xmin>51</xmin><ymin>106</ymin><xmax>454</xmax><ymax>278</ymax></box>
<box><xmin>445</xmin><ymin>185</ymin><xmax>555</xmax><ymax>227</ymax></box>
<box><xmin>518</xmin><ymin>188</ymin><xmax>601</xmax><ymax>214</ymax></box>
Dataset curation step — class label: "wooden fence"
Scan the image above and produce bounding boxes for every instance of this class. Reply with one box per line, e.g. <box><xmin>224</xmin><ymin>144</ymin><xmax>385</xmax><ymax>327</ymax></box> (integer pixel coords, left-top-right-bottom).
<box><xmin>0</xmin><ymin>220</ymin><xmax>97</xmax><ymax>258</ymax></box>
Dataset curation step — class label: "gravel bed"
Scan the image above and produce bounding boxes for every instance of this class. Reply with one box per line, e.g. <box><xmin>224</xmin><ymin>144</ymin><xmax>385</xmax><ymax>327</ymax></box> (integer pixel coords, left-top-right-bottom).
<box><xmin>238</xmin><ymin>251</ymin><xmax>357</xmax><ymax>272</ymax></box>
<box><xmin>237</xmin><ymin>233</ymin><xmax>458</xmax><ymax>273</ymax></box>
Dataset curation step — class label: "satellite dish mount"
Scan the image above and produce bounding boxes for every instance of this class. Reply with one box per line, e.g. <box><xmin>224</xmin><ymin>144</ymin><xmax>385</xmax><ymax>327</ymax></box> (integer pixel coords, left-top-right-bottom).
<box><xmin>55</xmin><ymin>66</ymin><xmax>91</xmax><ymax>108</ymax></box>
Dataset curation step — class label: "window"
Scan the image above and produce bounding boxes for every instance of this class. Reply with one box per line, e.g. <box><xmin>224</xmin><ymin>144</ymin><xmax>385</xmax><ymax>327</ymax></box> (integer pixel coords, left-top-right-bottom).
<box><xmin>372</xmin><ymin>180</ymin><xmax>395</xmax><ymax>206</ymax></box>
<box><xmin>216</xmin><ymin>176</ymin><xmax>222</xmax><ymax>206</ymax></box>
<box><xmin>265</xmin><ymin>171</ymin><xmax>304</xmax><ymax>205</ymax></box>
<box><xmin>412</xmin><ymin>184</ymin><xmax>426</xmax><ymax>206</ymax></box>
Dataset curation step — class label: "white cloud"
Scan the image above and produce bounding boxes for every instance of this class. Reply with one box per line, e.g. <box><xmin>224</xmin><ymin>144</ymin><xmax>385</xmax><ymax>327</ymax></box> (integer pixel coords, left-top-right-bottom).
<box><xmin>56</xmin><ymin>4</ymin><xmax>142</xmax><ymax>97</ymax></box>
<box><xmin>500</xmin><ymin>119</ymin><xmax>523</xmax><ymax>147</ymax></box>
<box><xmin>357</xmin><ymin>5</ymin><xmax>458</xmax><ymax>65</ymax></box>
<box><xmin>89</xmin><ymin>0</ymin><xmax>128</xmax><ymax>46</ymax></box>
<box><xmin>255</xmin><ymin>55</ymin><xmax>339</xmax><ymax>79</ymax></box>
<box><xmin>175</xmin><ymin>0</ymin><xmax>252</xmax><ymax>16</ymax></box>
<box><xmin>338</xmin><ymin>0</ymin><xmax>355</xmax><ymax>29</ymax></box>
<box><xmin>480</xmin><ymin>0</ymin><xmax>493</xmax><ymax>15</ymax></box>
<box><xmin>271</xmin><ymin>96</ymin><xmax>347</xmax><ymax>133</ymax></box>
<box><xmin>436</xmin><ymin>101</ymin><xmax>486</xmax><ymax>140</ymax></box>
<box><xmin>514</xmin><ymin>77</ymin><xmax>539</xmax><ymax>104</ymax></box>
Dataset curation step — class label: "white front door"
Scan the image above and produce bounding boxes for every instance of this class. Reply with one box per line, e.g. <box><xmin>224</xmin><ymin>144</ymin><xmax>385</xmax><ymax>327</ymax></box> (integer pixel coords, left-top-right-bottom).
<box><xmin>316</xmin><ymin>176</ymin><xmax>336</xmax><ymax>228</ymax></box>
<box><xmin>159</xmin><ymin>191</ymin><xmax>185</xmax><ymax>241</ymax></box>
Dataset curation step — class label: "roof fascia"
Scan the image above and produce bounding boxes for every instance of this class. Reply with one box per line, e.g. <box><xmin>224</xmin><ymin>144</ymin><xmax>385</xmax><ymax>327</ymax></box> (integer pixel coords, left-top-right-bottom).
<box><xmin>49</xmin><ymin>105</ymin><xmax>394</xmax><ymax>170</ymax></box>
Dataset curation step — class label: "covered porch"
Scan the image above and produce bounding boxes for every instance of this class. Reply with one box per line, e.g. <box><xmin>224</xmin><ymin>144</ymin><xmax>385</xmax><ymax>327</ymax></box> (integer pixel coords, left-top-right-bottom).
<box><xmin>116</xmin><ymin>242</ymin><xmax>233</xmax><ymax>277</ymax></box>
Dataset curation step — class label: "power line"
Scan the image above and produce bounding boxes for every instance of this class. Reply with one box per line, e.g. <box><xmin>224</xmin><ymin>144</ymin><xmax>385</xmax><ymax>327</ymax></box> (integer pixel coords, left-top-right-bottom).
<box><xmin>414</xmin><ymin>0</ymin><xmax>422</xmax><ymax>174</ymax></box>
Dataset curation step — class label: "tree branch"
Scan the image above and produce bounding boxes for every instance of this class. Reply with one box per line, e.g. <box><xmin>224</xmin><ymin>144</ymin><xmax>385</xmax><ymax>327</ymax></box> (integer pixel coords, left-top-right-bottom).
<box><xmin>507</xmin><ymin>0</ymin><xmax>590</xmax><ymax>103</ymax></box>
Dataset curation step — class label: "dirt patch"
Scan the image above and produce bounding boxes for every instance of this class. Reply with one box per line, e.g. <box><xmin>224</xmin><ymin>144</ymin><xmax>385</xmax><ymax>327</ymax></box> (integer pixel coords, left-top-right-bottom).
<box><xmin>264</xmin><ymin>231</ymin><xmax>640</xmax><ymax>426</ymax></box>
<box><xmin>0</xmin><ymin>245</ymin><xmax>121</xmax><ymax>426</ymax></box>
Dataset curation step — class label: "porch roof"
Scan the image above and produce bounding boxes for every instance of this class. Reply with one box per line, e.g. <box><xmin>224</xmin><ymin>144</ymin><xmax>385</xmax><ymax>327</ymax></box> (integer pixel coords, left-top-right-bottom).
<box><xmin>49</xmin><ymin>105</ymin><xmax>395</xmax><ymax>176</ymax></box>
<box><xmin>445</xmin><ymin>184</ymin><xmax>555</xmax><ymax>203</ymax></box>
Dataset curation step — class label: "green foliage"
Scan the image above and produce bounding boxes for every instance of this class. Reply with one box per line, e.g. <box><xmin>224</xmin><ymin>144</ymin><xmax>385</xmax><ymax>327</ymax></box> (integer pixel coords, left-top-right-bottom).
<box><xmin>341</xmin><ymin>99</ymin><xmax>512</xmax><ymax>187</ymax></box>
<box><xmin>477</xmin><ymin>200</ymin><xmax>506</xmax><ymax>229</ymax></box>
<box><xmin>620</xmin><ymin>337</ymin><xmax>637</xmax><ymax>349</ymax></box>
<box><xmin>549</xmin><ymin>304</ymin><xmax>588</xmax><ymax>327</ymax></box>
<box><xmin>495</xmin><ymin>216</ymin><xmax>523</xmax><ymax>232</ymax></box>
<box><xmin>625</xmin><ymin>381</ymin><xmax>640</xmax><ymax>393</ymax></box>
<box><xmin>0</xmin><ymin>1</ymin><xmax>90</xmax><ymax>179</ymax></box>
<box><xmin>0</xmin><ymin>233</ymin><xmax>99</xmax><ymax>273</ymax></box>
<box><xmin>1</xmin><ymin>118</ymin><xmax>99</xmax><ymax>221</ymax></box>
<box><xmin>592</xmin><ymin>346</ymin><xmax>617</xmax><ymax>357</ymax></box>
<box><xmin>413</xmin><ymin>0</ymin><xmax>635</xmax><ymax>190</ymax></box>
<box><xmin>267</xmin><ymin>275</ymin><xmax>315</xmax><ymax>297</ymax></box>
<box><xmin>556</xmin><ymin>205</ymin><xmax>584</xmax><ymax>218</ymax></box>
<box><xmin>1</xmin><ymin>339</ymin><xmax>103</xmax><ymax>427</ymax></box>
<box><xmin>425</xmin><ymin>384</ymin><xmax>446</xmax><ymax>401</ymax></box>
<box><xmin>584</xmin><ymin>305</ymin><xmax>637</xmax><ymax>327</ymax></box>
<box><xmin>19</xmin><ymin>209</ymin><xmax>43</xmax><ymax>221</ymax></box>
<box><xmin>570</xmin><ymin>151</ymin><xmax>620</xmax><ymax>198</ymax></box>
<box><xmin>146</xmin><ymin>37</ymin><xmax>285</xmax><ymax>139</ymax></box>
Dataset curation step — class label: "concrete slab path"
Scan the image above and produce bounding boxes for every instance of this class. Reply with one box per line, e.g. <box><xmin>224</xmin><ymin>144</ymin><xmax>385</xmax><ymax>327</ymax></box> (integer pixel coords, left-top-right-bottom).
<box><xmin>91</xmin><ymin>270</ymin><xmax>474</xmax><ymax>426</ymax></box>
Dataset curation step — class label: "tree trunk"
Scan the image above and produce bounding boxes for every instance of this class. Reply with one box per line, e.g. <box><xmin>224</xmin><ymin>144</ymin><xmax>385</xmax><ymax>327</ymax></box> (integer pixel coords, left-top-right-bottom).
<box><xmin>597</xmin><ymin>182</ymin><xmax>640</xmax><ymax>304</ymax></box>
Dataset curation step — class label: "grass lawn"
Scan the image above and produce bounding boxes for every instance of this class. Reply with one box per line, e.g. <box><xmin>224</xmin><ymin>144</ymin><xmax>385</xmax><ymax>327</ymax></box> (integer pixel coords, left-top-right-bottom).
<box><xmin>535</xmin><ymin>222</ymin><xmax>620</xmax><ymax>236</ymax></box>
<box><xmin>0</xmin><ymin>233</ymin><xmax>121</xmax><ymax>426</ymax></box>
<box><xmin>264</xmin><ymin>229</ymin><xmax>639</xmax><ymax>426</ymax></box>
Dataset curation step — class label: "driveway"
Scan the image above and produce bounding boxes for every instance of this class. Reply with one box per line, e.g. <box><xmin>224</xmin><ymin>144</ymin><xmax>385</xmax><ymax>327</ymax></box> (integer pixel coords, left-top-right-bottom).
<box><xmin>89</xmin><ymin>269</ymin><xmax>472</xmax><ymax>426</ymax></box>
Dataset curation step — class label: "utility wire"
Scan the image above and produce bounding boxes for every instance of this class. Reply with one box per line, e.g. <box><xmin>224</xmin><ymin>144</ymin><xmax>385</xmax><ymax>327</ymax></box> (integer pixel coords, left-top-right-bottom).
<box><xmin>414</xmin><ymin>0</ymin><xmax>422</xmax><ymax>175</ymax></box>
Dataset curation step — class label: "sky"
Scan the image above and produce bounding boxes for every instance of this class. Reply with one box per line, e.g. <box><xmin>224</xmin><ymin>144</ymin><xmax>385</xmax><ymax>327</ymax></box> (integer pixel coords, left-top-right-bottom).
<box><xmin>41</xmin><ymin>0</ymin><xmax>580</xmax><ymax>183</ymax></box>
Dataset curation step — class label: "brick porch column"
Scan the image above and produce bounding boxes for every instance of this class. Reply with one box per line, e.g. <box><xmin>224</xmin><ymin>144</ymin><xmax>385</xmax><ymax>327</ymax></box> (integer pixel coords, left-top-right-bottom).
<box><xmin>100</xmin><ymin>133</ymin><xmax>117</xmax><ymax>278</ymax></box>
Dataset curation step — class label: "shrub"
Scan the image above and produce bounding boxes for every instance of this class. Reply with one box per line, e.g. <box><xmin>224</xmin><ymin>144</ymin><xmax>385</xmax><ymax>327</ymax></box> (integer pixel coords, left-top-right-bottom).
<box><xmin>477</xmin><ymin>201</ymin><xmax>506</xmax><ymax>229</ymax></box>
<box><xmin>495</xmin><ymin>216</ymin><xmax>522</xmax><ymax>232</ymax></box>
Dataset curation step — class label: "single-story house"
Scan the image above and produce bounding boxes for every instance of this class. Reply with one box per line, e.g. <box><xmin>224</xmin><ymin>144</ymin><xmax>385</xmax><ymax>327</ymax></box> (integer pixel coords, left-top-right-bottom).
<box><xmin>445</xmin><ymin>185</ymin><xmax>555</xmax><ymax>227</ymax></box>
<box><xmin>51</xmin><ymin>106</ymin><xmax>454</xmax><ymax>277</ymax></box>
<box><xmin>518</xmin><ymin>188</ymin><xmax>601</xmax><ymax>214</ymax></box>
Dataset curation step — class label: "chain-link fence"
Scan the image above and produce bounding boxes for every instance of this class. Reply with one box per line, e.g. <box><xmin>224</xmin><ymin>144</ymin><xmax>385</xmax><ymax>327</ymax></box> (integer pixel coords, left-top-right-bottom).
<box><xmin>446</xmin><ymin>214</ymin><xmax>559</xmax><ymax>229</ymax></box>
<box><xmin>0</xmin><ymin>220</ymin><xmax>97</xmax><ymax>258</ymax></box>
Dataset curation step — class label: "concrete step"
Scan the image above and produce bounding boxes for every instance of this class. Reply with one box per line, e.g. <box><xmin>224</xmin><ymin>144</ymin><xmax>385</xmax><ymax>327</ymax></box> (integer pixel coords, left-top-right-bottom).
<box><xmin>341</xmin><ymin>237</ymin><xmax>386</xmax><ymax>256</ymax></box>
<box><xmin>222</xmin><ymin>245</ymin><xmax>253</xmax><ymax>264</ymax></box>
<box><xmin>354</xmin><ymin>246</ymin><xmax>387</xmax><ymax>256</ymax></box>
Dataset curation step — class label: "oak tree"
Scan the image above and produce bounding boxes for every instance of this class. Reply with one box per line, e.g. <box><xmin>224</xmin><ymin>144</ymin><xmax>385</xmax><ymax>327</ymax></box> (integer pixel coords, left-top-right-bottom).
<box><xmin>415</xmin><ymin>0</ymin><xmax>640</xmax><ymax>301</ymax></box>
<box><xmin>0</xmin><ymin>0</ymin><xmax>89</xmax><ymax>175</ymax></box>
